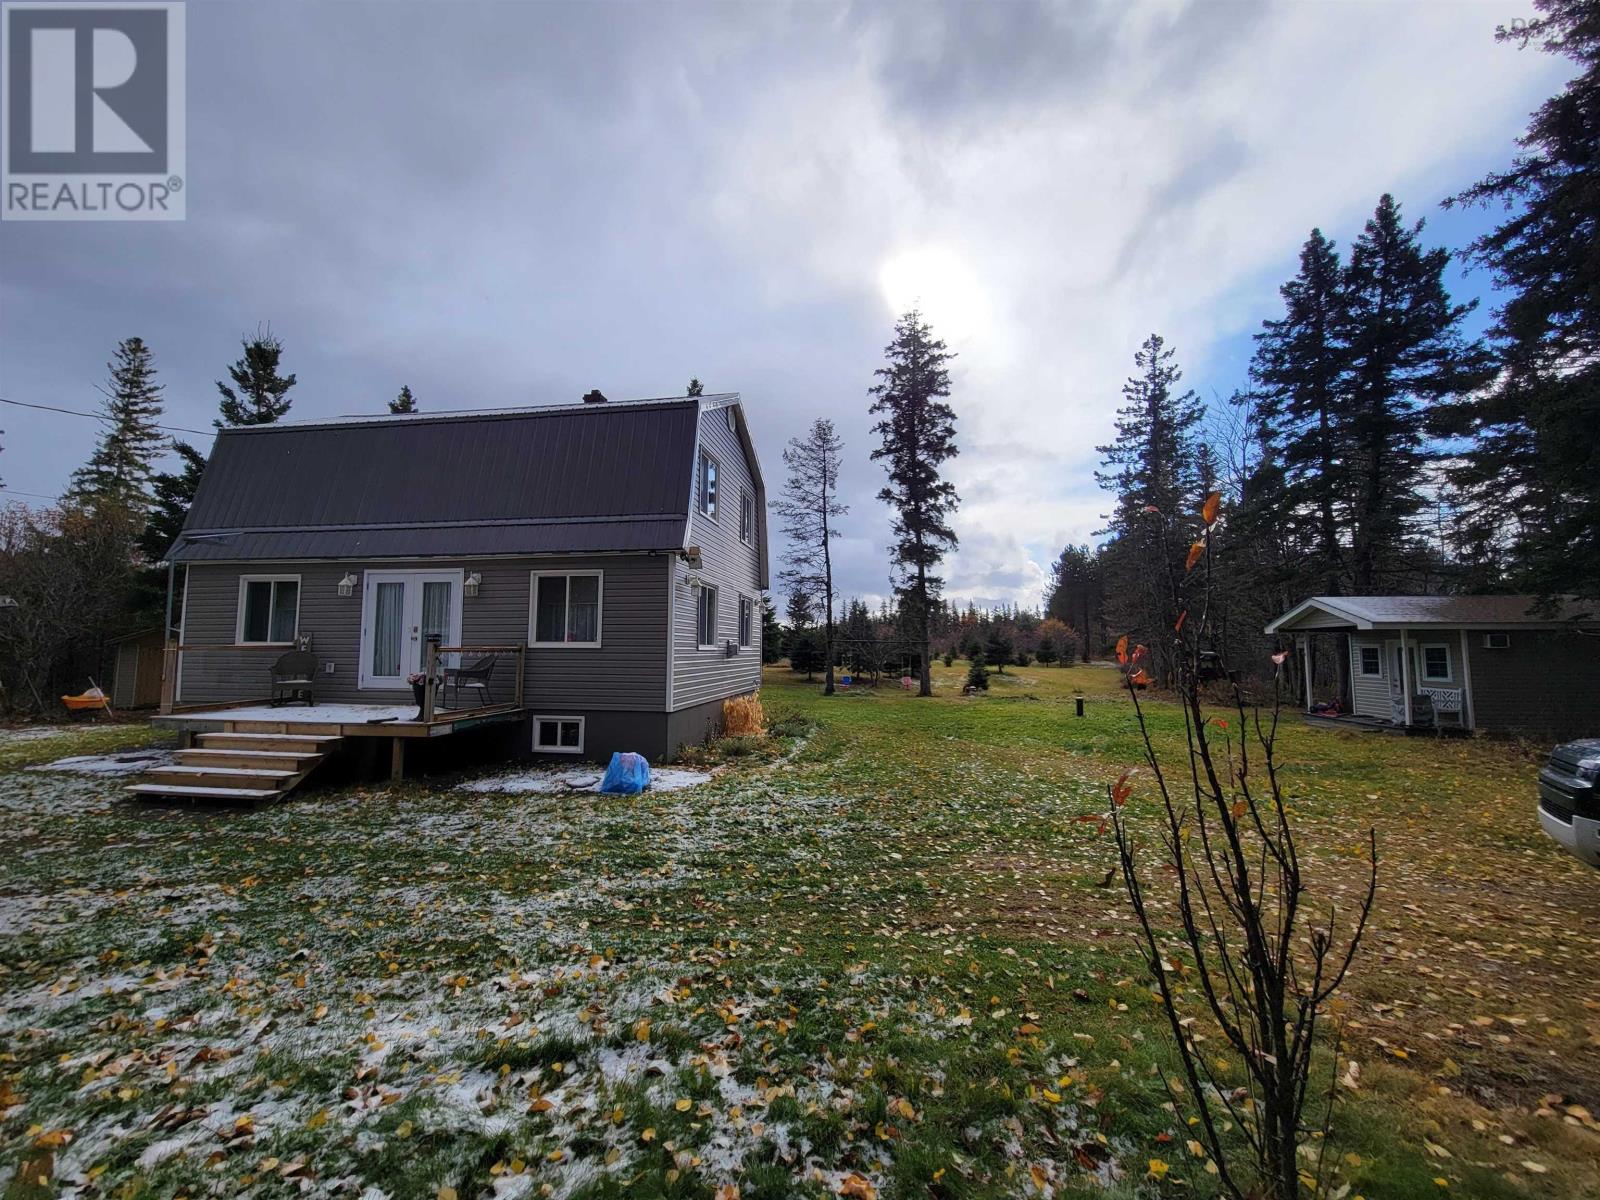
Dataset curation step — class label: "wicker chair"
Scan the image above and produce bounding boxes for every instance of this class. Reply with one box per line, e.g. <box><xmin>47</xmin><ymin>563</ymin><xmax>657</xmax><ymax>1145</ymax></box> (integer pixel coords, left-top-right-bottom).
<box><xmin>270</xmin><ymin>650</ymin><xmax>318</xmax><ymax>707</ymax></box>
<box><xmin>443</xmin><ymin>655</ymin><xmax>496</xmax><ymax>709</ymax></box>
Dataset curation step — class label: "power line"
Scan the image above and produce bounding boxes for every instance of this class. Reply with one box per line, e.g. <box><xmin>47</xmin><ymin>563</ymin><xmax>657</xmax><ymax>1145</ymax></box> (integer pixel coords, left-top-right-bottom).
<box><xmin>0</xmin><ymin>395</ymin><xmax>213</xmax><ymax>438</ymax></box>
<box><xmin>0</xmin><ymin>487</ymin><xmax>63</xmax><ymax>501</ymax></box>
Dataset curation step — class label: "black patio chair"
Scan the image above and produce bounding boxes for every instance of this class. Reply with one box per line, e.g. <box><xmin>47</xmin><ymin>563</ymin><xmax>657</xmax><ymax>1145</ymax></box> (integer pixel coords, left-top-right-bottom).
<box><xmin>443</xmin><ymin>655</ymin><xmax>496</xmax><ymax>709</ymax></box>
<box><xmin>269</xmin><ymin>650</ymin><xmax>318</xmax><ymax>707</ymax></box>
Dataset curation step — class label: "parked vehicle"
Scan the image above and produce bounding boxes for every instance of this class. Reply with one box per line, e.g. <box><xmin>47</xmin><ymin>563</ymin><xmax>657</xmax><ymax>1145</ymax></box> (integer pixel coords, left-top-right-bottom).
<box><xmin>1537</xmin><ymin>739</ymin><xmax>1600</xmax><ymax>867</ymax></box>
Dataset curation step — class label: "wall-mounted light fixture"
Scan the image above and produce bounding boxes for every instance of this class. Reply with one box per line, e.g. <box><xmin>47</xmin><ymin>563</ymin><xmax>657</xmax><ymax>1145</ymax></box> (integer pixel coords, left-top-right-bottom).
<box><xmin>685</xmin><ymin>570</ymin><xmax>704</xmax><ymax>594</ymax></box>
<box><xmin>337</xmin><ymin>573</ymin><xmax>357</xmax><ymax>597</ymax></box>
<box><xmin>464</xmin><ymin>571</ymin><xmax>482</xmax><ymax>598</ymax></box>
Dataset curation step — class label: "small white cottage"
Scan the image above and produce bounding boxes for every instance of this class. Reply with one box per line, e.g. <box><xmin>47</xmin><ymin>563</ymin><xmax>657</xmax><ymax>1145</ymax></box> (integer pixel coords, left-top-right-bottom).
<box><xmin>1265</xmin><ymin>595</ymin><xmax>1600</xmax><ymax>741</ymax></box>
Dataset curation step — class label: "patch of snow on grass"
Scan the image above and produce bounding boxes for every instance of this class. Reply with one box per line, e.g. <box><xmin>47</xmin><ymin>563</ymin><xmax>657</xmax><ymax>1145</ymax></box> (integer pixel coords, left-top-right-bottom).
<box><xmin>28</xmin><ymin>749</ymin><xmax>173</xmax><ymax>776</ymax></box>
<box><xmin>460</xmin><ymin>766</ymin><xmax>712</xmax><ymax>795</ymax></box>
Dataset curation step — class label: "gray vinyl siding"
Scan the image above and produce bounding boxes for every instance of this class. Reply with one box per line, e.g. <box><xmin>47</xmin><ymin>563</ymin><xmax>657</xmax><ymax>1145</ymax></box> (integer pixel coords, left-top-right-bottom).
<box><xmin>671</xmin><ymin>405</ymin><xmax>764</xmax><ymax>711</ymax></box>
<box><xmin>1467</xmin><ymin>629</ymin><xmax>1600</xmax><ymax>741</ymax></box>
<box><xmin>177</xmin><ymin>554</ymin><xmax>669</xmax><ymax>711</ymax></box>
<box><xmin>1349</xmin><ymin>634</ymin><xmax>1389</xmax><ymax>719</ymax></box>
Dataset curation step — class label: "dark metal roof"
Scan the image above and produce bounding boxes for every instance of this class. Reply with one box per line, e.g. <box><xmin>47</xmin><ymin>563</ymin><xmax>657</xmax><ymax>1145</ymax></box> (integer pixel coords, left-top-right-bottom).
<box><xmin>1267</xmin><ymin>594</ymin><xmax>1600</xmax><ymax>633</ymax></box>
<box><xmin>172</xmin><ymin>399</ymin><xmax>701</xmax><ymax>562</ymax></box>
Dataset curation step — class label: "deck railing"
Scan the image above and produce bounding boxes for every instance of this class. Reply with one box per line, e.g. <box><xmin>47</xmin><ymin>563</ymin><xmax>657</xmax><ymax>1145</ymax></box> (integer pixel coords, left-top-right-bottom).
<box><xmin>420</xmin><ymin>642</ymin><xmax>527</xmax><ymax>722</ymax></box>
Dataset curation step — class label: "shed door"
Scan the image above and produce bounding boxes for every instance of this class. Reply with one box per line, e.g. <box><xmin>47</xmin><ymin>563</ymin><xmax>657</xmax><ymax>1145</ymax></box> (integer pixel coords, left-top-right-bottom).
<box><xmin>113</xmin><ymin>642</ymin><xmax>139</xmax><ymax>708</ymax></box>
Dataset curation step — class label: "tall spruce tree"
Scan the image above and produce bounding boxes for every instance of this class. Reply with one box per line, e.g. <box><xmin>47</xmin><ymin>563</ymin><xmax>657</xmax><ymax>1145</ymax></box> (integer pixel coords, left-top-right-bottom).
<box><xmin>759</xmin><ymin>593</ymin><xmax>784</xmax><ymax>664</ymax></box>
<box><xmin>1442</xmin><ymin>0</ymin><xmax>1600</xmax><ymax>601</ymax></box>
<box><xmin>1338</xmin><ymin>195</ymin><xmax>1484</xmax><ymax>591</ymax></box>
<box><xmin>67</xmin><ymin>337</ymin><xmax>167</xmax><ymax>513</ymax></box>
<box><xmin>686</xmin><ymin>377</ymin><xmax>704</xmax><ymax>398</ymax></box>
<box><xmin>217</xmin><ymin>326</ymin><xmax>296</xmax><ymax>427</ymax></box>
<box><xmin>1245</xmin><ymin>229</ymin><xmax>1350</xmax><ymax>595</ymax></box>
<box><xmin>1096</xmin><ymin>334</ymin><xmax>1204</xmax><ymax>680</ymax></box>
<box><xmin>869</xmin><ymin>309</ymin><xmax>959</xmax><ymax>697</ymax></box>
<box><xmin>389</xmin><ymin>385</ymin><xmax>418</xmax><ymax>414</ymax></box>
<box><xmin>139</xmin><ymin>442</ymin><xmax>207</xmax><ymax>563</ymax></box>
<box><xmin>1046</xmin><ymin>543</ymin><xmax>1102</xmax><ymax>662</ymax></box>
<box><xmin>771</xmin><ymin>418</ymin><xmax>849</xmax><ymax>694</ymax></box>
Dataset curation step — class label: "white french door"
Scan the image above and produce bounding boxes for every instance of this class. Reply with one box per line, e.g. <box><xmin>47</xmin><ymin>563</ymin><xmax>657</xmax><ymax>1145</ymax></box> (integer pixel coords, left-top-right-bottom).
<box><xmin>359</xmin><ymin>570</ymin><xmax>462</xmax><ymax>689</ymax></box>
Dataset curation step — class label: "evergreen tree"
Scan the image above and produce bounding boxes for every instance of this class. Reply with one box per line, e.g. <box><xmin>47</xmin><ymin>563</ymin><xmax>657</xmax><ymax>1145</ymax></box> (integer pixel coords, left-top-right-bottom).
<box><xmin>139</xmin><ymin>441</ymin><xmax>207</xmax><ymax>563</ymax></box>
<box><xmin>1035</xmin><ymin>635</ymin><xmax>1058</xmax><ymax>666</ymax></box>
<box><xmin>1338</xmin><ymin>195</ymin><xmax>1484</xmax><ymax>591</ymax></box>
<box><xmin>771</xmin><ymin>418</ymin><xmax>848</xmax><ymax>694</ymax></box>
<box><xmin>1046</xmin><ymin>544</ymin><xmax>1102</xmax><ymax>661</ymax></box>
<box><xmin>686</xmin><ymin>377</ymin><xmax>704</xmax><ymax>398</ymax></box>
<box><xmin>759</xmin><ymin>593</ymin><xmax>784</xmax><ymax>664</ymax></box>
<box><xmin>1246</xmin><ymin>229</ymin><xmax>1350</xmax><ymax>595</ymax></box>
<box><xmin>216</xmin><ymin>326</ymin><xmax>296</xmax><ymax>427</ymax></box>
<box><xmin>1096</xmin><ymin>334</ymin><xmax>1203</xmax><ymax>679</ymax></box>
<box><xmin>788</xmin><ymin>628</ymin><xmax>826</xmax><ymax>680</ymax></box>
<box><xmin>67</xmin><ymin>337</ymin><xmax>167</xmax><ymax>513</ymax></box>
<box><xmin>965</xmin><ymin>647</ymin><xmax>989</xmax><ymax>691</ymax></box>
<box><xmin>389</xmin><ymin>385</ymin><xmax>418</xmax><ymax>414</ymax></box>
<box><xmin>784</xmin><ymin>588</ymin><xmax>814</xmax><ymax>632</ymax></box>
<box><xmin>1443</xmin><ymin>0</ymin><xmax>1600</xmax><ymax>601</ymax></box>
<box><xmin>984</xmin><ymin>624</ymin><xmax>1012</xmax><ymax>674</ymax></box>
<box><xmin>869</xmin><ymin>309</ymin><xmax>960</xmax><ymax>697</ymax></box>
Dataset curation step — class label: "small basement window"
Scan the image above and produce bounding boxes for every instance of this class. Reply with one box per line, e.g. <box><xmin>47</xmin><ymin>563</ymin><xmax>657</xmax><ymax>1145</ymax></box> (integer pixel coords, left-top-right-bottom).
<box><xmin>1422</xmin><ymin>644</ymin><xmax>1452</xmax><ymax>681</ymax></box>
<box><xmin>1358</xmin><ymin>645</ymin><xmax>1382</xmax><ymax>677</ymax></box>
<box><xmin>1483</xmin><ymin>632</ymin><xmax>1510</xmax><ymax>649</ymax></box>
<box><xmin>534</xmin><ymin>716</ymin><xmax>584</xmax><ymax>754</ymax></box>
<box><xmin>237</xmin><ymin>576</ymin><xmax>300</xmax><ymax>644</ymax></box>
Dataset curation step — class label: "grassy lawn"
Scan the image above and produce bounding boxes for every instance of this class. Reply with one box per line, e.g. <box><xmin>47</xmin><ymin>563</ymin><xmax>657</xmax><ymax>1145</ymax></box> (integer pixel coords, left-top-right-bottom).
<box><xmin>2</xmin><ymin>666</ymin><xmax>1598</xmax><ymax>1199</ymax></box>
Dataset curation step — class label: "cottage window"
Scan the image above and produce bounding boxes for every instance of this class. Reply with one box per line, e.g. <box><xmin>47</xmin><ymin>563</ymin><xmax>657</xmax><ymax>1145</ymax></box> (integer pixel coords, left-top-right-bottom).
<box><xmin>698</xmin><ymin>450</ymin><xmax>719</xmax><ymax>519</ymax></box>
<box><xmin>1357</xmin><ymin>645</ymin><xmax>1381</xmax><ymax>677</ymax></box>
<box><xmin>697</xmin><ymin>584</ymin><xmax>718</xmax><ymax>647</ymax></box>
<box><xmin>533</xmin><ymin>716</ymin><xmax>584</xmax><ymax>754</ymax></box>
<box><xmin>739</xmin><ymin>490</ymin><xmax>754</xmax><ymax>545</ymax></box>
<box><xmin>1422</xmin><ymin>644</ymin><xmax>1451</xmax><ymax>681</ymax></box>
<box><xmin>738</xmin><ymin>595</ymin><xmax>753</xmax><ymax>647</ymax></box>
<box><xmin>237</xmin><ymin>576</ymin><xmax>300</xmax><ymax>644</ymax></box>
<box><xmin>529</xmin><ymin>572</ymin><xmax>603</xmax><ymax>646</ymax></box>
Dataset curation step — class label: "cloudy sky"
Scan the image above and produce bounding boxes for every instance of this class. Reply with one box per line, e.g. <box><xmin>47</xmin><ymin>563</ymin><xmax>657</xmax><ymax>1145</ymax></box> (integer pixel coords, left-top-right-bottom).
<box><xmin>0</xmin><ymin>0</ymin><xmax>1568</xmax><ymax>610</ymax></box>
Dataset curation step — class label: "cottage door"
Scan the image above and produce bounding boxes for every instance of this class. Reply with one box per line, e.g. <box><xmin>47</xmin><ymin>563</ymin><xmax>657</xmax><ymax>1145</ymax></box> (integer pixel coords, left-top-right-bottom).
<box><xmin>358</xmin><ymin>570</ymin><xmax>463</xmax><ymax>689</ymax></box>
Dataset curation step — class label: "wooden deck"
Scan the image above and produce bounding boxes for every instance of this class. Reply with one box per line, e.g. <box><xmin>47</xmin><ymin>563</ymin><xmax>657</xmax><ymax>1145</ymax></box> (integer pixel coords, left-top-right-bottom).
<box><xmin>148</xmin><ymin>702</ymin><xmax>529</xmax><ymax>784</ymax></box>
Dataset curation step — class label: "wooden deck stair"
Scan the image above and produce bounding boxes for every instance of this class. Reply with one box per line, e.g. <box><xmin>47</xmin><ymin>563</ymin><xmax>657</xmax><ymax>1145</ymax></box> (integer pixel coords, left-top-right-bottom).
<box><xmin>127</xmin><ymin>732</ymin><xmax>342</xmax><ymax>803</ymax></box>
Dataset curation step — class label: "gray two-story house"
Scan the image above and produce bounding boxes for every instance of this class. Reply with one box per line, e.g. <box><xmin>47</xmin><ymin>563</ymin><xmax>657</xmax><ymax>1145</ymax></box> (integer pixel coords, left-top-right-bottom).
<box><xmin>162</xmin><ymin>391</ymin><xmax>767</xmax><ymax>764</ymax></box>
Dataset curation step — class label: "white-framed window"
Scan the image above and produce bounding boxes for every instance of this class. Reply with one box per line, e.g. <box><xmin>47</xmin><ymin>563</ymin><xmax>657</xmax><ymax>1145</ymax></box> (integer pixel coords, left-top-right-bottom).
<box><xmin>738</xmin><ymin>595</ymin><xmax>753</xmax><ymax>647</ymax></box>
<box><xmin>529</xmin><ymin>571</ymin><xmax>603</xmax><ymax>647</ymax></box>
<box><xmin>698</xmin><ymin>449</ymin><xmax>719</xmax><ymax>519</ymax></box>
<box><xmin>236</xmin><ymin>575</ymin><xmax>300</xmax><ymax>645</ymax></box>
<box><xmin>739</xmin><ymin>490</ymin><xmax>754</xmax><ymax>545</ymax></box>
<box><xmin>697</xmin><ymin>584</ymin><xmax>719</xmax><ymax>648</ymax></box>
<box><xmin>1483</xmin><ymin>632</ymin><xmax>1510</xmax><ymax>649</ymax></box>
<box><xmin>1422</xmin><ymin>643</ymin><xmax>1452</xmax><ymax>682</ymax></box>
<box><xmin>1357</xmin><ymin>645</ymin><xmax>1382</xmax><ymax>677</ymax></box>
<box><xmin>533</xmin><ymin>715</ymin><xmax>584</xmax><ymax>754</ymax></box>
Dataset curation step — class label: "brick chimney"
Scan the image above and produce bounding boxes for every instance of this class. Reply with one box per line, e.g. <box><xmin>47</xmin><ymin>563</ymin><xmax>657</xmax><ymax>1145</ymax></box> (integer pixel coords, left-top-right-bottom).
<box><xmin>582</xmin><ymin>389</ymin><xmax>608</xmax><ymax>405</ymax></box>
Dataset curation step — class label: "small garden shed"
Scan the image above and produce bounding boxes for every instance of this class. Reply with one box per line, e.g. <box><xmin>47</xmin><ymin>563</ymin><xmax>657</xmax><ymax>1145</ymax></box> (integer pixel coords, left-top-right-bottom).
<box><xmin>1265</xmin><ymin>595</ymin><xmax>1600</xmax><ymax>740</ymax></box>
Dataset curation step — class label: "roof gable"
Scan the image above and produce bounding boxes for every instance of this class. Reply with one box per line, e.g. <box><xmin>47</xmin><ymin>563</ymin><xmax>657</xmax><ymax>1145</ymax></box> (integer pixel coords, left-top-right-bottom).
<box><xmin>1266</xmin><ymin>594</ymin><xmax>1599</xmax><ymax>633</ymax></box>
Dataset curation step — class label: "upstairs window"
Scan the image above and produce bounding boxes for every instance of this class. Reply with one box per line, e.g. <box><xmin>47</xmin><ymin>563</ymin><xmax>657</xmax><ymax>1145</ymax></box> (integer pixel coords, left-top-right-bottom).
<box><xmin>697</xmin><ymin>584</ymin><xmax>718</xmax><ymax>647</ymax></box>
<box><xmin>698</xmin><ymin>450</ymin><xmax>719</xmax><ymax>519</ymax></box>
<box><xmin>739</xmin><ymin>490</ymin><xmax>754</xmax><ymax>545</ymax></box>
<box><xmin>238</xmin><ymin>576</ymin><xmax>299</xmax><ymax>644</ymax></box>
<box><xmin>530</xmin><ymin>572</ymin><xmax>603</xmax><ymax>646</ymax></box>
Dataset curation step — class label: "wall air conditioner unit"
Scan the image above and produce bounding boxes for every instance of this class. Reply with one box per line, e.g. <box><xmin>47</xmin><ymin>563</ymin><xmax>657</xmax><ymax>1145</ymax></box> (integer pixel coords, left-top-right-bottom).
<box><xmin>1482</xmin><ymin>632</ymin><xmax>1510</xmax><ymax>649</ymax></box>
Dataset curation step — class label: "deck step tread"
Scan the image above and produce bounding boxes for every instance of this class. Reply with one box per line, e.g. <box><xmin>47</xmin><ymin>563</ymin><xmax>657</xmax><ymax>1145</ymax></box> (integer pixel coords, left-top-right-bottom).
<box><xmin>127</xmin><ymin>784</ymin><xmax>283</xmax><ymax>800</ymax></box>
<box><xmin>147</xmin><ymin>765</ymin><xmax>298</xmax><ymax>780</ymax></box>
<box><xmin>196</xmin><ymin>732</ymin><xmax>341</xmax><ymax>745</ymax></box>
<box><xmin>178</xmin><ymin>749</ymin><xmax>319</xmax><ymax>764</ymax></box>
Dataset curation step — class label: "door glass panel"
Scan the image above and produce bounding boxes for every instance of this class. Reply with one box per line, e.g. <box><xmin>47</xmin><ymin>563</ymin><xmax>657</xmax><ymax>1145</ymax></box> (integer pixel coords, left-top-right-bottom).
<box><xmin>568</xmin><ymin>575</ymin><xmax>599</xmax><ymax>642</ymax></box>
<box><xmin>372</xmin><ymin>581</ymin><xmax>404</xmax><ymax>678</ymax></box>
<box><xmin>536</xmin><ymin>576</ymin><xmax>567</xmax><ymax>642</ymax></box>
<box><xmin>422</xmin><ymin>580</ymin><xmax>452</xmax><ymax>645</ymax></box>
<box><xmin>269</xmin><ymin>581</ymin><xmax>299</xmax><ymax>643</ymax></box>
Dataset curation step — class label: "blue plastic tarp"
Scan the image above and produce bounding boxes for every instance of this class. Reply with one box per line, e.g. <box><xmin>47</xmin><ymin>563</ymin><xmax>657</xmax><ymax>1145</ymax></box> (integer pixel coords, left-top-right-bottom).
<box><xmin>599</xmin><ymin>751</ymin><xmax>652</xmax><ymax>795</ymax></box>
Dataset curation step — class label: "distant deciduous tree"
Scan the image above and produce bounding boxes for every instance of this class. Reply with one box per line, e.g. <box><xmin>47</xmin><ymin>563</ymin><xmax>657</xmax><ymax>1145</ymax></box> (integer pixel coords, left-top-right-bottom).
<box><xmin>771</xmin><ymin>418</ymin><xmax>848</xmax><ymax>694</ymax></box>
